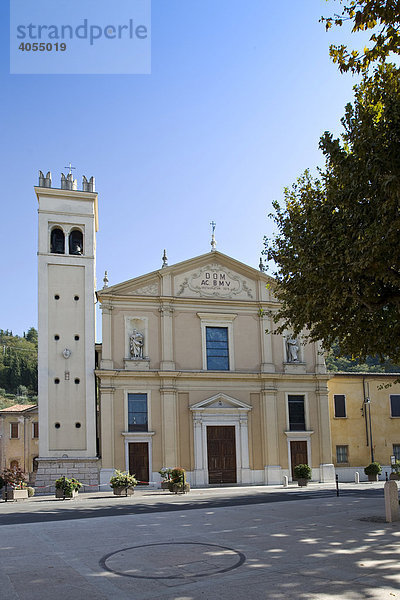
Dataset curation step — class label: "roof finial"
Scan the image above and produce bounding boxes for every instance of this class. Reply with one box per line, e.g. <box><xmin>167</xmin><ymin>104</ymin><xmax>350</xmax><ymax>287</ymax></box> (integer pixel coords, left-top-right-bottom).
<box><xmin>103</xmin><ymin>270</ymin><xmax>109</xmax><ymax>288</ymax></box>
<box><xmin>210</xmin><ymin>221</ymin><xmax>217</xmax><ymax>252</ymax></box>
<box><xmin>65</xmin><ymin>162</ymin><xmax>76</xmax><ymax>175</ymax></box>
<box><xmin>162</xmin><ymin>249</ymin><xmax>168</xmax><ymax>268</ymax></box>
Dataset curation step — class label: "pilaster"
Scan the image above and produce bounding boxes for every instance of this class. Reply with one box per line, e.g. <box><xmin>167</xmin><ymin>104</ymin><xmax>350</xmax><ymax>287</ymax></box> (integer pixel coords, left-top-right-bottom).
<box><xmin>260</xmin><ymin>313</ymin><xmax>275</xmax><ymax>373</ymax></box>
<box><xmin>160</xmin><ymin>379</ymin><xmax>178</xmax><ymax>466</ymax></box>
<box><xmin>100</xmin><ymin>303</ymin><xmax>114</xmax><ymax>369</ymax></box>
<box><xmin>159</xmin><ymin>303</ymin><xmax>175</xmax><ymax>370</ymax></box>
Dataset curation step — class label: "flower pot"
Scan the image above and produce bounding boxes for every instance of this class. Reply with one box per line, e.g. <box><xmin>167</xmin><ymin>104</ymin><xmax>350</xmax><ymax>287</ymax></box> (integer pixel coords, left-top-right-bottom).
<box><xmin>368</xmin><ymin>474</ymin><xmax>379</xmax><ymax>482</ymax></box>
<box><xmin>297</xmin><ymin>478</ymin><xmax>309</xmax><ymax>487</ymax></box>
<box><xmin>55</xmin><ymin>488</ymin><xmax>78</xmax><ymax>499</ymax></box>
<box><xmin>389</xmin><ymin>473</ymin><xmax>400</xmax><ymax>481</ymax></box>
<box><xmin>169</xmin><ymin>482</ymin><xmax>190</xmax><ymax>494</ymax></box>
<box><xmin>2</xmin><ymin>488</ymin><xmax>29</xmax><ymax>501</ymax></box>
<box><xmin>113</xmin><ymin>486</ymin><xmax>134</xmax><ymax>496</ymax></box>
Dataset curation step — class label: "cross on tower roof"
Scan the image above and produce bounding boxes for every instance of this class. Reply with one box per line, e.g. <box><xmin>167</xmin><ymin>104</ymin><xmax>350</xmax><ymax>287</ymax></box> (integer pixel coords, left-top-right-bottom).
<box><xmin>64</xmin><ymin>163</ymin><xmax>76</xmax><ymax>175</ymax></box>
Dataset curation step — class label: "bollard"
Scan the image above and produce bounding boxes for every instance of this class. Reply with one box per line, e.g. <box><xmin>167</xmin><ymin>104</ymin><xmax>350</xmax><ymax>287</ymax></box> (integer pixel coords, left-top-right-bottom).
<box><xmin>385</xmin><ymin>472</ymin><xmax>389</xmax><ymax>482</ymax></box>
<box><xmin>336</xmin><ymin>474</ymin><xmax>339</xmax><ymax>497</ymax></box>
<box><xmin>355</xmin><ymin>472</ymin><xmax>360</xmax><ymax>484</ymax></box>
<box><xmin>283</xmin><ymin>476</ymin><xmax>288</xmax><ymax>488</ymax></box>
<box><xmin>384</xmin><ymin>481</ymin><xmax>399</xmax><ymax>522</ymax></box>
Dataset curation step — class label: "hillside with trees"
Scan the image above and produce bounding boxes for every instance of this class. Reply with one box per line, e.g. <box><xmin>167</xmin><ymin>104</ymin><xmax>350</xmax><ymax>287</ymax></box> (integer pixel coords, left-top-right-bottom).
<box><xmin>0</xmin><ymin>328</ymin><xmax>38</xmax><ymax>409</ymax></box>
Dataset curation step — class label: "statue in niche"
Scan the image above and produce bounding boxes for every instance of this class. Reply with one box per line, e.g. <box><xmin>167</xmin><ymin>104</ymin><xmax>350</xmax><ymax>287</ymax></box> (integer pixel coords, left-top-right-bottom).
<box><xmin>286</xmin><ymin>336</ymin><xmax>299</xmax><ymax>362</ymax></box>
<box><xmin>130</xmin><ymin>329</ymin><xmax>144</xmax><ymax>359</ymax></box>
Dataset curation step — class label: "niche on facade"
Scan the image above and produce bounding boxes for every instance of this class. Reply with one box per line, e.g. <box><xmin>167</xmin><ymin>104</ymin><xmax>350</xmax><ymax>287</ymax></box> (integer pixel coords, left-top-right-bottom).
<box><xmin>124</xmin><ymin>317</ymin><xmax>149</xmax><ymax>370</ymax></box>
<box><xmin>283</xmin><ymin>332</ymin><xmax>306</xmax><ymax>374</ymax></box>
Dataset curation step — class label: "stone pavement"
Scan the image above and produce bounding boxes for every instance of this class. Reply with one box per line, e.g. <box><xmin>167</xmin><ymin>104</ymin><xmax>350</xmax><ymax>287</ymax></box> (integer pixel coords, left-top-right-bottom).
<box><xmin>0</xmin><ymin>482</ymin><xmax>399</xmax><ymax>600</ymax></box>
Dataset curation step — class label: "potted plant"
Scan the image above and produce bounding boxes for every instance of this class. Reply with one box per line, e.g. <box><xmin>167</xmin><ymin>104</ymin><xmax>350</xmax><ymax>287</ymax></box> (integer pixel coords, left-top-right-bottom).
<box><xmin>159</xmin><ymin>467</ymin><xmax>173</xmax><ymax>490</ymax></box>
<box><xmin>55</xmin><ymin>476</ymin><xmax>82</xmax><ymax>499</ymax></box>
<box><xmin>1</xmin><ymin>467</ymin><xmax>28</xmax><ymax>501</ymax></box>
<box><xmin>109</xmin><ymin>470</ymin><xmax>137</xmax><ymax>496</ymax></box>
<box><xmin>168</xmin><ymin>468</ymin><xmax>190</xmax><ymax>494</ymax></box>
<box><xmin>293</xmin><ymin>464</ymin><xmax>312</xmax><ymax>487</ymax></box>
<box><xmin>390</xmin><ymin>460</ymin><xmax>400</xmax><ymax>481</ymax></box>
<box><xmin>364</xmin><ymin>462</ymin><xmax>381</xmax><ymax>482</ymax></box>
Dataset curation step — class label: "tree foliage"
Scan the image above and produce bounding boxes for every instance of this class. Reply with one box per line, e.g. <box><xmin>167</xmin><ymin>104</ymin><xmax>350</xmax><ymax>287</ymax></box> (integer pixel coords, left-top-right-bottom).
<box><xmin>265</xmin><ymin>64</ymin><xmax>400</xmax><ymax>363</ymax></box>
<box><xmin>0</xmin><ymin>328</ymin><xmax>38</xmax><ymax>396</ymax></box>
<box><xmin>322</xmin><ymin>0</ymin><xmax>400</xmax><ymax>73</ymax></box>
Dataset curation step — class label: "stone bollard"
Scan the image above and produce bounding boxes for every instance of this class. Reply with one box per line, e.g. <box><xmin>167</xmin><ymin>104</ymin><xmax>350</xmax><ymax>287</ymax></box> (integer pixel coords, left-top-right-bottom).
<box><xmin>384</xmin><ymin>480</ymin><xmax>399</xmax><ymax>522</ymax></box>
<box><xmin>283</xmin><ymin>476</ymin><xmax>288</xmax><ymax>488</ymax></box>
<box><xmin>355</xmin><ymin>472</ymin><xmax>360</xmax><ymax>484</ymax></box>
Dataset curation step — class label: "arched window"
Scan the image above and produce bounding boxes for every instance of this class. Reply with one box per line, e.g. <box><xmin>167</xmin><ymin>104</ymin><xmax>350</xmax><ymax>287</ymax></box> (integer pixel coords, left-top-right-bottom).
<box><xmin>69</xmin><ymin>229</ymin><xmax>83</xmax><ymax>255</ymax></box>
<box><xmin>50</xmin><ymin>228</ymin><xmax>65</xmax><ymax>254</ymax></box>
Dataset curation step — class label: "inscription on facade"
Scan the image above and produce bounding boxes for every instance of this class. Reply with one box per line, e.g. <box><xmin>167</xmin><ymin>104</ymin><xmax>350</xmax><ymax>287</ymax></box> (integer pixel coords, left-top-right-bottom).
<box><xmin>200</xmin><ymin>272</ymin><xmax>231</xmax><ymax>288</ymax></box>
<box><xmin>176</xmin><ymin>264</ymin><xmax>253</xmax><ymax>298</ymax></box>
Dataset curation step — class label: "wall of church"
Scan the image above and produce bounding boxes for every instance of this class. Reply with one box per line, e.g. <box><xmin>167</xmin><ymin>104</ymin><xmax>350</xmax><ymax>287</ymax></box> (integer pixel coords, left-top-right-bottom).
<box><xmin>96</xmin><ymin>254</ymin><xmax>334</xmax><ymax>487</ymax></box>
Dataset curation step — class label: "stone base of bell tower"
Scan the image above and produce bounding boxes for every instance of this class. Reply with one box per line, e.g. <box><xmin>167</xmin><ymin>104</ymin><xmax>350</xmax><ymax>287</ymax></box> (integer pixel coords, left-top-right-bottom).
<box><xmin>34</xmin><ymin>457</ymin><xmax>100</xmax><ymax>495</ymax></box>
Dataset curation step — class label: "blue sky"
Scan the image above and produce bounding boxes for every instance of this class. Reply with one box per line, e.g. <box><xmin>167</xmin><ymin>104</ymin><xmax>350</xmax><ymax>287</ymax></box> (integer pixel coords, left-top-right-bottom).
<box><xmin>1</xmin><ymin>0</ymin><xmax>363</xmax><ymax>339</ymax></box>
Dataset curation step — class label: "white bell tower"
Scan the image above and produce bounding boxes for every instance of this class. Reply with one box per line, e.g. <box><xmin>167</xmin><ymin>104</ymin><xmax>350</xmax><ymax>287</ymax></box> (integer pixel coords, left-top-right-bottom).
<box><xmin>35</xmin><ymin>169</ymin><xmax>99</xmax><ymax>492</ymax></box>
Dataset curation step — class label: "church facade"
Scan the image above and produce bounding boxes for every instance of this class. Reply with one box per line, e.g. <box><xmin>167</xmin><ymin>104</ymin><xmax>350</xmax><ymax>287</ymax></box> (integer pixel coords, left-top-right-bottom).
<box><xmin>96</xmin><ymin>253</ymin><xmax>334</xmax><ymax>487</ymax></box>
<box><xmin>34</xmin><ymin>173</ymin><xmax>335</xmax><ymax>490</ymax></box>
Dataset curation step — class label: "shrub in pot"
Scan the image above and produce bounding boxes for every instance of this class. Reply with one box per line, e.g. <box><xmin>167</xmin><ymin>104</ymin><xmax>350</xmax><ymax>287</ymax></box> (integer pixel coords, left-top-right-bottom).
<box><xmin>293</xmin><ymin>464</ymin><xmax>312</xmax><ymax>486</ymax></box>
<box><xmin>389</xmin><ymin>460</ymin><xmax>400</xmax><ymax>480</ymax></box>
<box><xmin>109</xmin><ymin>470</ymin><xmax>137</xmax><ymax>496</ymax></box>
<box><xmin>55</xmin><ymin>476</ymin><xmax>82</xmax><ymax>499</ymax></box>
<box><xmin>1</xmin><ymin>467</ymin><xmax>28</xmax><ymax>500</ymax></box>
<box><xmin>159</xmin><ymin>467</ymin><xmax>173</xmax><ymax>490</ymax></box>
<box><xmin>168</xmin><ymin>468</ymin><xmax>190</xmax><ymax>494</ymax></box>
<box><xmin>364</xmin><ymin>462</ymin><xmax>381</xmax><ymax>482</ymax></box>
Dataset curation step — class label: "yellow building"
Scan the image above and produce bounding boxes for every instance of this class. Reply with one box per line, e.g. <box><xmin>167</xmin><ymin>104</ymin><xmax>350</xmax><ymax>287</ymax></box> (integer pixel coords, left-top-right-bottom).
<box><xmin>328</xmin><ymin>374</ymin><xmax>400</xmax><ymax>481</ymax></box>
<box><xmin>0</xmin><ymin>404</ymin><xmax>39</xmax><ymax>482</ymax></box>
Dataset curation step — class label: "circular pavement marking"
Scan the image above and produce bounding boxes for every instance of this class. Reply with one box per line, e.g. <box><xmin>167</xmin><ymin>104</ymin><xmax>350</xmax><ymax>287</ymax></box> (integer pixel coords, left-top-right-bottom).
<box><xmin>99</xmin><ymin>541</ymin><xmax>246</xmax><ymax>580</ymax></box>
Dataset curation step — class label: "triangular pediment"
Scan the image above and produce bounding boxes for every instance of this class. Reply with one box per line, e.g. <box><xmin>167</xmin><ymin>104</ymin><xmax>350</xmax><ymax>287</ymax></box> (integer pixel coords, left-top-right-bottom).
<box><xmin>96</xmin><ymin>251</ymin><xmax>275</xmax><ymax>301</ymax></box>
<box><xmin>190</xmin><ymin>393</ymin><xmax>252</xmax><ymax>411</ymax></box>
<box><xmin>97</xmin><ymin>274</ymin><xmax>161</xmax><ymax>298</ymax></box>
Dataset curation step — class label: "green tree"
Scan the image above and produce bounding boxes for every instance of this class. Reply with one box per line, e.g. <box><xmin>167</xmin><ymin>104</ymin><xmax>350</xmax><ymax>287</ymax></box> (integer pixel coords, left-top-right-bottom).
<box><xmin>322</xmin><ymin>0</ymin><xmax>400</xmax><ymax>73</ymax></box>
<box><xmin>0</xmin><ymin>327</ymin><xmax>38</xmax><ymax>396</ymax></box>
<box><xmin>265</xmin><ymin>64</ymin><xmax>400</xmax><ymax>363</ymax></box>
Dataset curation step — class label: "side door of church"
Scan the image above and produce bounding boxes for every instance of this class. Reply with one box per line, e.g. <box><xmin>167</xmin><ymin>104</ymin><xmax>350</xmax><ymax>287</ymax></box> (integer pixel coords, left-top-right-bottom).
<box><xmin>128</xmin><ymin>442</ymin><xmax>149</xmax><ymax>485</ymax></box>
<box><xmin>290</xmin><ymin>441</ymin><xmax>308</xmax><ymax>480</ymax></box>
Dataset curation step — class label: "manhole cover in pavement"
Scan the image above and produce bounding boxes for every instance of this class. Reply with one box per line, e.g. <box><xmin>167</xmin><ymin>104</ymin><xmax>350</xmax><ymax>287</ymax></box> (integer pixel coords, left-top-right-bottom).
<box><xmin>100</xmin><ymin>542</ymin><xmax>246</xmax><ymax>580</ymax></box>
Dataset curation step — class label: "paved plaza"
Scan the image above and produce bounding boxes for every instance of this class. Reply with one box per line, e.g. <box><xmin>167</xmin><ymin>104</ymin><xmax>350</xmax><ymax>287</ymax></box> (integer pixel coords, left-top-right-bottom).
<box><xmin>0</xmin><ymin>483</ymin><xmax>399</xmax><ymax>600</ymax></box>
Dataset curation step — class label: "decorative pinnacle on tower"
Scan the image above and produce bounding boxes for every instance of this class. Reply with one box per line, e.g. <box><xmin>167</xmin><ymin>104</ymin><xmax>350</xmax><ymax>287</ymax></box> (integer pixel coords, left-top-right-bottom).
<box><xmin>210</xmin><ymin>221</ymin><xmax>217</xmax><ymax>252</ymax></box>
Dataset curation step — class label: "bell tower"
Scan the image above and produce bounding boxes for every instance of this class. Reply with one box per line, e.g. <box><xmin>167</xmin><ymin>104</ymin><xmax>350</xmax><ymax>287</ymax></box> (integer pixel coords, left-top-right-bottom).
<box><xmin>35</xmin><ymin>169</ymin><xmax>99</xmax><ymax>492</ymax></box>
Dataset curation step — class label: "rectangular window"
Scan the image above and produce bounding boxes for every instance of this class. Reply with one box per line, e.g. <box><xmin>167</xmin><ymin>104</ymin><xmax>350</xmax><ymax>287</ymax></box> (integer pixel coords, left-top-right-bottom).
<box><xmin>334</xmin><ymin>394</ymin><xmax>346</xmax><ymax>418</ymax></box>
<box><xmin>336</xmin><ymin>445</ymin><xmax>348</xmax><ymax>463</ymax></box>
<box><xmin>393</xmin><ymin>444</ymin><xmax>400</xmax><ymax>461</ymax></box>
<box><xmin>390</xmin><ymin>395</ymin><xmax>400</xmax><ymax>417</ymax></box>
<box><xmin>206</xmin><ymin>326</ymin><xmax>229</xmax><ymax>371</ymax></box>
<box><xmin>33</xmin><ymin>422</ymin><xmax>39</xmax><ymax>438</ymax></box>
<box><xmin>288</xmin><ymin>395</ymin><xmax>306</xmax><ymax>431</ymax></box>
<box><xmin>10</xmin><ymin>423</ymin><xmax>18</xmax><ymax>439</ymax></box>
<box><xmin>128</xmin><ymin>393</ymin><xmax>148</xmax><ymax>432</ymax></box>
